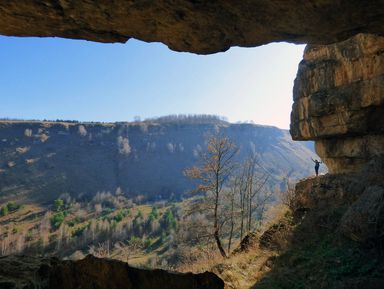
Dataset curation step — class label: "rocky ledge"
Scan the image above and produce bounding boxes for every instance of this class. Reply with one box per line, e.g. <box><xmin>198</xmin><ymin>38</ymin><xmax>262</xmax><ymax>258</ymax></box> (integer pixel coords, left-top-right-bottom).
<box><xmin>0</xmin><ymin>255</ymin><xmax>224</xmax><ymax>289</ymax></box>
<box><xmin>294</xmin><ymin>165</ymin><xmax>384</xmax><ymax>244</ymax></box>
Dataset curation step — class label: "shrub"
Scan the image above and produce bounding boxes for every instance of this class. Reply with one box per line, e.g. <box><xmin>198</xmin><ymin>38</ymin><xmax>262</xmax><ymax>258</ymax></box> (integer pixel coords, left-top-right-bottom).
<box><xmin>51</xmin><ymin>211</ymin><xmax>65</xmax><ymax>229</ymax></box>
<box><xmin>54</xmin><ymin>198</ymin><xmax>64</xmax><ymax>212</ymax></box>
<box><xmin>163</xmin><ymin>209</ymin><xmax>177</xmax><ymax>232</ymax></box>
<box><xmin>1</xmin><ymin>206</ymin><xmax>9</xmax><ymax>216</ymax></box>
<box><xmin>113</xmin><ymin>208</ymin><xmax>130</xmax><ymax>223</ymax></box>
<box><xmin>149</xmin><ymin>207</ymin><xmax>159</xmax><ymax>220</ymax></box>
<box><xmin>6</xmin><ymin>202</ymin><xmax>20</xmax><ymax>212</ymax></box>
<box><xmin>144</xmin><ymin>237</ymin><xmax>152</xmax><ymax>249</ymax></box>
<box><xmin>72</xmin><ymin>226</ymin><xmax>86</xmax><ymax>238</ymax></box>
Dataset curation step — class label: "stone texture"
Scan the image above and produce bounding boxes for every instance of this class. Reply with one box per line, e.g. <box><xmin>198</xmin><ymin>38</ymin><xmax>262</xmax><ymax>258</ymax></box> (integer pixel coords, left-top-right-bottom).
<box><xmin>0</xmin><ymin>1</ymin><xmax>384</xmax><ymax>54</ymax></box>
<box><xmin>0</xmin><ymin>255</ymin><xmax>224</xmax><ymax>289</ymax></box>
<box><xmin>340</xmin><ymin>186</ymin><xmax>384</xmax><ymax>242</ymax></box>
<box><xmin>294</xmin><ymin>174</ymin><xmax>366</xmax><ymax>210</ymax></box>
<box><xmin>293</xmin><ymin>172</ymin><xmax>384</xmax><ymax>244</ymax></box>
<box><xmin>291</xmin><ymin>34</ymin><xmax>384</xmax><ymax>140</ymax></box>
<box><xmin>290</xmin><ymin>34</ymin><xmax>384</xmax><ymax>173</ymax></box>
<box><xmin>315</xmin><ymin>135</ymin><xmax>384</xmax><ymax>173</ymax></box>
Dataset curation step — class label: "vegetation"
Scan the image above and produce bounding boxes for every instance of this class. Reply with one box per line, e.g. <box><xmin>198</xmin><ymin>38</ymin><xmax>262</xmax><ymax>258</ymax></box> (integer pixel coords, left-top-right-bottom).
<box><xmin>185</xmin><ymin>135</ymin><xmax>239</xmax><ymax>257</ymax></box>
<box><xmin>0</xmin><ymin>117</ymin><xmax>315</xmax><ymax>206</ymax></box>
<box><xmin>143</xmin><ymin>114</ymin><xmax>228</xmax><ymax>124</ymax></box>
<box><xmin>0</xmin><ymin>122</ymin><xmax>341</xmax><ymax>289</ymax></box>
<box><xmin>51</xmin><ymin>211</ymin><xmax>65</xmax><ymax>229</ymax></box>
<box><xmin>54</xmin><ymin>198</ymin><xmax>64</xmax><ymax>212</ymax></box>
<box><xmin>185</xmin><ymin>134</ymin><xmax>271</xmax><ymax>257</ymax></box>
<box><xmin>0</xmin><ymin>202</ymin><xmax>21</xmax><ymax>216</ymax></box>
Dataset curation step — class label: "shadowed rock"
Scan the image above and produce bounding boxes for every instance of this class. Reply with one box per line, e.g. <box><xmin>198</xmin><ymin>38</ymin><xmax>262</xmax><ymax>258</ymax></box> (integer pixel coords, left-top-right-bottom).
<box><xmin>0</xmin><ymin>255</ymin><xmax>224</xmax><ymax>289</ymax></box>
<box><xmin>0</xmin><ymin>1</ymin><xmax>384</xmax><ymax>54</ymax></box>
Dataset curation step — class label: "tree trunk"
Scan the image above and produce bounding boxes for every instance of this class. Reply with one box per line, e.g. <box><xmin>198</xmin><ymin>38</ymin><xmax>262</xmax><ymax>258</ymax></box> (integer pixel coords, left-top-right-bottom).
<box><xmin>214</xmin><ymin>172</ymin><xmax>226</xmax><ymax>258</ymax></box>
<box><xmin>248</xmin><ymin>176</ymin><xmax>253</xmax><ymax>233</ymax></box>
<box><xmin>214</xmin><ymin>229</ymin><xmax>227</xmax><ymax>258</ymax></box>
<box><xmin>227</xmin><ymin>194</ymin><xmax>235</xmax><ymax>254</ymax></box>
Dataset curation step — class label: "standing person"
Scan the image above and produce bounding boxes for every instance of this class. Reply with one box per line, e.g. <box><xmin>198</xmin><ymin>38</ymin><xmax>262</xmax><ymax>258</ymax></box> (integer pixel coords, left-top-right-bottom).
<box><xmin>311</xmin><ymin>158</ymin><xmax>322</xmax><ymax>176</ymax></box>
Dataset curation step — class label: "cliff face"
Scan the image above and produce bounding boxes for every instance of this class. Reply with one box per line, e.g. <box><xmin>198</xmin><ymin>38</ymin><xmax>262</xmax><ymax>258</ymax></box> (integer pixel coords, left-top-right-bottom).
<box><xmin>259</xmin><ymin>33</ymin><xmax>384</xmax><ymax>287</ymax></box>
<box><xmin>0</xmin><ymin>1</ymin><xmax>384</xmax><ymax>54</ymax></box>
<box><xmin>0</xmin><ymin>121</ymin><xmax>316</xmax><ymax>203</ymax></box>
<box><xmin>291</xmin><ymin>34</ymin><xmax>384</xmax><ymax>173</ymax></box>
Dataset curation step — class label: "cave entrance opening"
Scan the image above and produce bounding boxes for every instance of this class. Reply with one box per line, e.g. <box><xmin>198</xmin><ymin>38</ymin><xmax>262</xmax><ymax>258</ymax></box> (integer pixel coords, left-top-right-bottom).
<box><xmin>1</xmin><ymin>36</ymin><xmax>304</xmax><ymax>130</ymax></box>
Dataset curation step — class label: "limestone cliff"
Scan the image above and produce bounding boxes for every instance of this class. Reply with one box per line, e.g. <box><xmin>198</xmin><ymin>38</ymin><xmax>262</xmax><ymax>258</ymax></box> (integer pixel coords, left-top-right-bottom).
<box><xmin>256</xmin><ymin>34</ymin><xmax>384</xmax><ymax>287</ymax></box>
<box><xmin>291</xmin><ymin>34</ymin><xmax>384</xmax><ymax>173</ymax></box>
<box><xmin>0</xmin><ymin>1</ymin><xmax>383</xmax><ymax>54</ymax></box>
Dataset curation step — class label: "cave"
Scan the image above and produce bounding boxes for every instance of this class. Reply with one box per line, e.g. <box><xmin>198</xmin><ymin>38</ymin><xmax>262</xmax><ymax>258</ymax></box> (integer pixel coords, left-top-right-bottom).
<box><xmin>0</xmin><ymin>1</ymin><xmax>383</xmax><ymax>288</ymax></box>
<box><xmin>1</xmin><ymin>1</ymin><xmax>383</xmax><ymax>173</ymax></box>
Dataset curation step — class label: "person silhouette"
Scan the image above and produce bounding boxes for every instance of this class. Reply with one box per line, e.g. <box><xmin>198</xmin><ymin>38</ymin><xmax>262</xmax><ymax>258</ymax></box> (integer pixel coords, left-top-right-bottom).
<box><xmin>311</xmin><ymin>158</ymin><xmax>322</xmax><ymax>176</ymax></box>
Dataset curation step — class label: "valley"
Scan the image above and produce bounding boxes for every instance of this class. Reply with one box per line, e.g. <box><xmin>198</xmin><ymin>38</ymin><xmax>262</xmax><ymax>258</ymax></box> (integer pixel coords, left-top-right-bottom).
<box><xmin>0</xmin><ymin>116</ymin><xmax>320</xmax><ymax>272</ymax></box>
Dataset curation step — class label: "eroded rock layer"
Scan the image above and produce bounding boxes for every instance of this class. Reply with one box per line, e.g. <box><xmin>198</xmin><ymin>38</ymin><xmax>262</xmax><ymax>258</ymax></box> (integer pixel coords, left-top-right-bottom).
<box><xmin>291</xmin><ymin>34</ymin><xmax>384</xmax><ymax>173</ymax></box>
<box><xmin>0</xmin><ymin>255</ymin><xmax>224</xmax><ymax>289</ymax></box>
<box><xmin>1</xmin><ymin>1</ymin><xmax>384</xmax><ymax>54</ymax></box>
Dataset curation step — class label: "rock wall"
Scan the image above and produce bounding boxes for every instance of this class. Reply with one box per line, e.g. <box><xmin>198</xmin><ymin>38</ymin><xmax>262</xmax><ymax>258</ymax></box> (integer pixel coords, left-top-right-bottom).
<box><xmin>0</xmin><ymin>1</ymin><xmax>384</xmax><ymax>54</ymax></box>
<box><xmin>291</xmin><ymin>34</ymin><xmax>384</xmax><ymax>173</ymax></box>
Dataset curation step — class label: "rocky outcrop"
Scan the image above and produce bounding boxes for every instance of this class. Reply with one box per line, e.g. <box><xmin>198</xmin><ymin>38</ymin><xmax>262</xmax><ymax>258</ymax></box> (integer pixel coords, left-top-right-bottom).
<box><xmin>340</xmin><ymin>186</ymin><xmax>384</xmax><ymax>243</ymax></box>
<box><xmin>0</xmin><ymin>1</ymin><xmax>384</xmax><ymax>54</ymax></box>
<box><xmin>291</xmin><ymin>34</ymin><xmax>384</xmax><ymax>173</ymax></box>
<box><xmin>0</xmin><ymin>254</ymin><xmax>224</xmax><ymax>289</ymax></box>
<box><xmin>252</xmin><ymin>173</ymin><xmax>384</xmax><ymax>288</ymax></box>
<box><xmin>293</xmin><ymin>167</ymin><xmax>384</xmax><ymax>243</ymax></box>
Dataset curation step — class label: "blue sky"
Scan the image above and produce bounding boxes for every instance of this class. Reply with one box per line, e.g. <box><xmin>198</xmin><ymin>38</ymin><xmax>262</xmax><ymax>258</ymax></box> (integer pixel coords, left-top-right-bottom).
<box><xmin>0</xmin><ymin>36</ymin><xmax>304</xmax><ymax>129</ymax></box>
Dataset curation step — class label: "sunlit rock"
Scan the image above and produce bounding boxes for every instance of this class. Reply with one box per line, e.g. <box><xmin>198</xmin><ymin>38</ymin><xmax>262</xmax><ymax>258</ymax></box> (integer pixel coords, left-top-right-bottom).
<box><xmin>291</xmin><ymin>34</ymin><xmax>384</xmax><ymax>173</ymax></box>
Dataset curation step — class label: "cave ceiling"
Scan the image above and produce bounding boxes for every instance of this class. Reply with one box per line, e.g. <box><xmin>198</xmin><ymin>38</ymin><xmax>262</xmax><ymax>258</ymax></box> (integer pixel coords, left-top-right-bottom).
<box><xmin>0</xmin><ymin>1</ymin><xmax>383</xmax><ymax>54</ymax></box>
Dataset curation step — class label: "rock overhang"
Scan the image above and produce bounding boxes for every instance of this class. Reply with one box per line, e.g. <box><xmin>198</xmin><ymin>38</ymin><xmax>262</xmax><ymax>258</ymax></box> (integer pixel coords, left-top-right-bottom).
<box><xmin>290</xmin><ymin>33</ymin><xmax>384</xmax><ymax>173</ymax></box>
<box><xmin>0</xmin><ymin>1</ymin><xmax>384</xmax><ymax>54</ymax></box>
<box><xmin>1</xmin><ymin>1</ymin><xmax>384</xmax><ymax>175</ymax></box>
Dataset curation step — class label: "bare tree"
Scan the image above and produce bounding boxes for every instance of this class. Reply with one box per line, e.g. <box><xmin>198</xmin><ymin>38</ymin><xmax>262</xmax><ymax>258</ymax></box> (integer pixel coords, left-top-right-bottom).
<box><xmin>185</xmin><ymin>135</ymin><xmax>238</xmax><ymax>258</ymax></box>
<box><xmin>243</xmin><ymin>153</ymin><xmax>271</xmax><ymax>233</ymax></box>
<box><xmin>226</xmin><ymin>177</ymin><xmax>238</xmax><ymax>254</ymax></box>
<box><xmin>235</xmin><ymin>165</ymin><xmax>249</xmax><ymax>241</ymax></box>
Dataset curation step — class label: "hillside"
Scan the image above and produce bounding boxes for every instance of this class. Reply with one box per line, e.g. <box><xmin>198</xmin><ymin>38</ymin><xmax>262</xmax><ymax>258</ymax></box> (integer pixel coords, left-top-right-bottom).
<box><xmin>0</xmin><ymin>118</ymin><xmax>319</xmax><ymax>204</ymax></box>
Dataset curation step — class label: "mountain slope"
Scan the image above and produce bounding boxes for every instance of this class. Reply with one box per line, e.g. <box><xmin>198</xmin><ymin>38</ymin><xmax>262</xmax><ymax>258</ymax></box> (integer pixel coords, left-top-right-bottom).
<box><xmin>0</xmin><ymin>119</ymin><xmax>319</xmax><ymax>204</ymax></box>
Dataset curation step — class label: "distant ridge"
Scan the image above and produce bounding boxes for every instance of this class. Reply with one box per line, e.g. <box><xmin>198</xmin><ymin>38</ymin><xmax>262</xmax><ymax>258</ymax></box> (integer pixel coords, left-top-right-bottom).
<box><xmin>0</xmin><ymin>116</ymin><xmax>319</xmax><ymax>204</ymax></box>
